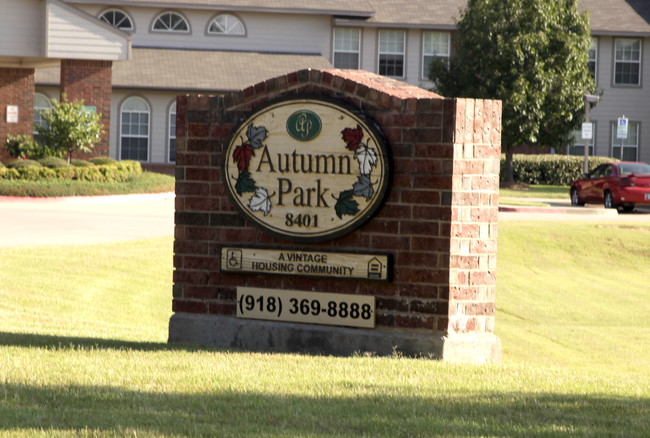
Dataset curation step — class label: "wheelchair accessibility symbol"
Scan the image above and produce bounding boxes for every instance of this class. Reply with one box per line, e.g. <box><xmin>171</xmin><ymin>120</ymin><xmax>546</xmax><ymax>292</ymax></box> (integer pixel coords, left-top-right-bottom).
<box><xmin>227</xmin><ymin>249</ymin><xmax>243</xmax><ymax>270</ymax></box>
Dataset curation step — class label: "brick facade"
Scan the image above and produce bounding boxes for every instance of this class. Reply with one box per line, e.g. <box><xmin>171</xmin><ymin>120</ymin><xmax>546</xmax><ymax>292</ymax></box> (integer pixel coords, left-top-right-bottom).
<box><xmin>60</xmin><ymin>59</ymin><xmax>113</xmax><ymax>158</ymax></box>
<box><xmin>171</xmin><ymin>69</ymin><xmax>502</xmax><ymax>361</ymax></box>
<box><xmin>0</xmin><ymin>68</ymin><xmax>35</xmax><ymax>162</ymax></box>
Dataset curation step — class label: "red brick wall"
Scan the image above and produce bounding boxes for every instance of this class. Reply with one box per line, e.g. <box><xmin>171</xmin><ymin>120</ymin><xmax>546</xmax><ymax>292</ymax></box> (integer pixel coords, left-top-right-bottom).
<box><xmin>448</xmin><ymin>99</ymin><xmax>502</xmax><ymax>334</ymax></box>
<box><xmin>0</xmin><ymin>68</ymin><xmax>35</xmax><ymax>162</ymax></box>
<box><xmin>173</xmin><ymin>69</ymin><xmax>501</xmax><ymax>336</ymax></box>
<box><xmin>60</xmin><ymin>59</ymin><xmax>112</xmax><ymax>158</ymax></box>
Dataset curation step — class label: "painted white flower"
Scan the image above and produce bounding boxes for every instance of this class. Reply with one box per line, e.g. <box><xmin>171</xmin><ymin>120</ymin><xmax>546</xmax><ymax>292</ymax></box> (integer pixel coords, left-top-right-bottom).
<box><xmin>249</xmin><ymin>187</ymin><xmax>272</xmax><ymax>216</ymax></box>
<box><xmin>354</xmin><ymin>147</ymin><xmax>377</xmax><ymax>176</ymax></box>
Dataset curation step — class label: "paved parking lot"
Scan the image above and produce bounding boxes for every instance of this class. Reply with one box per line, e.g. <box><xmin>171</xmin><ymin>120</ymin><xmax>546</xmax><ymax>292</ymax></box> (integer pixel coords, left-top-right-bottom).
<box><xmin>499</xmin><ymin>198</ymin><xmax>650</xmax><ymax>222</ymax></box>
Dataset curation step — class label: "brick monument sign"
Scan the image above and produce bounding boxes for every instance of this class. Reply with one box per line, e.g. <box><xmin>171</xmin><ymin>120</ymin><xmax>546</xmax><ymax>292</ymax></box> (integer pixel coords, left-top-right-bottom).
<box><xmin>169</xmin><ymin>69</ymin><xmax>502</xmax><ymax>363</ymax></box>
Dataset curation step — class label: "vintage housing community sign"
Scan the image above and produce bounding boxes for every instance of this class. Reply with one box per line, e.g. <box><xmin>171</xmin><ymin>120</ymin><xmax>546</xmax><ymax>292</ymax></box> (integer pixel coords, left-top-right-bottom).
<box><xmin>224</xmin><ymin>97</ymin><xmax>391</xmax><ymax>242</ymax></box>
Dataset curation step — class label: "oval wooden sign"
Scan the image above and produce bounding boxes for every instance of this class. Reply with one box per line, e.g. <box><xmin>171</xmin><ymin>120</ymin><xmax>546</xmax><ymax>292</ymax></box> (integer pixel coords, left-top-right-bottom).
<box><xmin>224</xmin><ymin>97</ymin><xmax>391</xmax><ymax>242</ymax></box>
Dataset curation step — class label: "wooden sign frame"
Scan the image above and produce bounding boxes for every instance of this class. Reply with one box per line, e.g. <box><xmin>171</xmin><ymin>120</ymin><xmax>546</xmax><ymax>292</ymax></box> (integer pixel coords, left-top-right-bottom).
<box><xmin>223</xmin><ymin>95</ymin><xmax>392</xmax><ymax>243</ymax></box>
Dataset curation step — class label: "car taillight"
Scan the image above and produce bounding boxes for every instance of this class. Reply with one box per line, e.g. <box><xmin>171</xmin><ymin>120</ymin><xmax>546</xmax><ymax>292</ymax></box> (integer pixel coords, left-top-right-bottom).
<box><xmin>620</xmin><ymin>177</ymin><xmax>636</xmax><ymax>187</ymax></box>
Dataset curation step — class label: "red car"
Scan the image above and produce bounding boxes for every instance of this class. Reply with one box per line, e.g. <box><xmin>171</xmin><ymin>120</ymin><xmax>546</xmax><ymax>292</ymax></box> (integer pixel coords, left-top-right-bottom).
<box><xmin>570</xmin><ymin>161</ymin><xmax>650</xmax><ymax>212</ymax></box>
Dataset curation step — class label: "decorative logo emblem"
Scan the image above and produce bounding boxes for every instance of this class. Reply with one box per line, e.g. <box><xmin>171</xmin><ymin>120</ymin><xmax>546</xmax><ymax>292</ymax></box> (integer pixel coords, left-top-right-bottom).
<box><xmin>286</xmin><ymin>110</ymin><xmax>321</xmax><ymax>142</ymax></box>
<box><xmin>224</xmin><ymin>97</ymin><xmax>391</xmax><ymax>242</ymax></box>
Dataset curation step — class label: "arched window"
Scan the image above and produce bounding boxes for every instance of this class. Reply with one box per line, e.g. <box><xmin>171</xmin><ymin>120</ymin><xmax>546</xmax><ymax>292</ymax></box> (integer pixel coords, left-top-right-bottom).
<box><xmin>208</xmin><ymin>14</ymin><xmax>245</xmax><ymax>36</ymax></box>
<box><xmin>120</xmin><ymin>97</ymin><xmax>150</xmax><ymax>161</ymax></box>
<box><xmin>33</xmin><ymin>93</ymin><xmax>51</xmax><ymax>144</ymax></box>
<box><xmin>99</xmin><ymin>9</ymin><xmax>134</xmax><ymax>30</ymax></box>
<box><xmin>168</xmin><ymin>101</ymin><xmax>176</xmax><ymax>163</ymax></box>
<box><xmin>152</xmin><ymin>12</ymin><xmax>189</xmax><ymax>33</ymax></box>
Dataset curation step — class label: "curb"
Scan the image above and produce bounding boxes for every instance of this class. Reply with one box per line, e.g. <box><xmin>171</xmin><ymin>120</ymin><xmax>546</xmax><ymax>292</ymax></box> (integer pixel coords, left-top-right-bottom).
<box><xmin>498</xmin><ymin>205</ymin><xmax>619</xmax><ymax>216</ymax></box>
<box><xmin>0</xmin><ymin>192</ymin><xmax>175</xmax><ymax>204</ymax></box>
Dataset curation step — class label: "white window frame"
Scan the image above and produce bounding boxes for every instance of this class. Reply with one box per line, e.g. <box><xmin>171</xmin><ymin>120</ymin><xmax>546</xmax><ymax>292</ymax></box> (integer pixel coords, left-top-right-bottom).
<box><xmin>333</xmin><ymin>27</ymin><xmax>361</xmax><ymax>69</ymax></box>
<box><xmin>120</xmin><ymin>97</ymin><xmax>150</xmax><ymax>162</ymax></box>
<box><xmin>99</xmin><ymin>9</ymin><xmax>134</xmax><ymax>31</ymax></box>
<box><xmin>378</xmin><ymin>30</ymin><xmax>406</xmax><ymax>78</ymax></box>
<box><xmin>422</xmin><ymin>31</ymin><xmax>450</xmax><ymax>79</ymax></box>
<box><xmin>614</xmin><ymin>38</ymin><xmax>641</xmax><ymax>86</ymax></box>
<box><xmin>207</xmin><ymin>13</ymin><xmax>245</xmax><ymax>36</ymax></box>
<box><xmin>152</xmin><ymin>11</ymin><xmax>190</xmax><ymax>33</ymax></box>
<box><xmin>611</xmin><ymin>121</ymin><xmax>639</xmax><ymax>161</ymax></box>
<box><xmin>168</xmin><ymin>101</ymin><xmax>176</xmax><ymax>163</ymax></box>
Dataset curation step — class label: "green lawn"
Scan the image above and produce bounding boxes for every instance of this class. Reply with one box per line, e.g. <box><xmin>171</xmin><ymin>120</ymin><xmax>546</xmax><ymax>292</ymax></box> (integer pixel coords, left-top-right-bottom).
<box><xmin>500</xmin><ymin>184</ymin><xmax>569</xmax><ymax>199</ymax></box>
<box><xmin>0</xmin><ymin>222</ymin><xmax>649</xmax><ymax>436</ymax></box>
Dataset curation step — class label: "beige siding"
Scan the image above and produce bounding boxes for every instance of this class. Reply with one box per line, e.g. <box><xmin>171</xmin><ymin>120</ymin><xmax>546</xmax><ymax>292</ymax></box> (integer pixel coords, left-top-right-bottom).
<box><xmin>360</xmin><ymin>27</ymin><xmax>376</xmax><ymax>73</ymax></box>
<box><xmin>74</xmin><ymin>6</ymin><xmax>331</xmax><ymax>56</ymax></box>
<box><xmin>405</xmin><ymin>28</ymin><xmax>420</xmax><ymax>85</ymax></box>
<box><xmin>590</xmin><ymin>36</ymin><xmax>650</xmax><ymax>162</ymax></box>
<box><xmin>0</xmin><ymin>0</ymin><xmax>46</xmax><ymax>57</ymax></box>
<box><xmin>46</xmin><ymin>1</ymin><xmax>129</xmax><ymax>60</ymax></box>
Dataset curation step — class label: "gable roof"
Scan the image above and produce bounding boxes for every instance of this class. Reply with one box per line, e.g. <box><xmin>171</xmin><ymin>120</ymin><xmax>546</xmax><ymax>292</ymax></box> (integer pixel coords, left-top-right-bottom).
<box><xmin>36</xmin><ymin>47</ymin><xmax>332</xmax><ymax>92</ymax></box>
<box><xmin>581</xmin><ymin>0</ymin><xmax>650</xmax><ymax>36</ymax></box>
<box><xmin>361</xmin><ymin>0</ymin><xmax>465</xmax><ymax>28</ymax></box>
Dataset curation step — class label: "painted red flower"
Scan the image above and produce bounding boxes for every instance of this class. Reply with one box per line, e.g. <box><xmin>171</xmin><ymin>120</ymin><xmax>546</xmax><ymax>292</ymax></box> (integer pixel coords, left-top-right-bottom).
<box><xmin>341</xmin><ymin>125</ymin><xmax>364</xmax><ymax>150</ymax></box>
<box><xmin>233</xmin><ymin>143</ymin><xmax>254</xmax><ymax>172</ymax></box>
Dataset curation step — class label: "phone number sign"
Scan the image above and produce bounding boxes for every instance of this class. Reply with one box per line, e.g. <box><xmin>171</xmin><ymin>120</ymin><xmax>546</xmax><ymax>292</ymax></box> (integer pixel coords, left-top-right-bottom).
<box><xmin>237</xmin><ymin>287</ymin><xmax>375</xmax><ymax>329</ymax></box>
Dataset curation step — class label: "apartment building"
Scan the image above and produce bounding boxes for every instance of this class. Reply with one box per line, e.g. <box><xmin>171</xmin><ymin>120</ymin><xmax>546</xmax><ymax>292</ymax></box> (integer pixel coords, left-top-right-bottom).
<box><xmin>1</xmin><ymin>0</ymin><xmax>649</xmax><ymax>165</ymax></box>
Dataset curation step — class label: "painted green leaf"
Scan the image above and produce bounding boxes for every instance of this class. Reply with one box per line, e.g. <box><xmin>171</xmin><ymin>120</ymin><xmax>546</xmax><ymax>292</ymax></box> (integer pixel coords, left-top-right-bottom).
<box><xmin>235</xmin><ymin>170</ymin><xmax>256</xmax><ymax>195</ymax></box>
<box><xmin>334</xmin><ymin>190</ymin><xmax>359</xmax><ymax>219</ymax></box>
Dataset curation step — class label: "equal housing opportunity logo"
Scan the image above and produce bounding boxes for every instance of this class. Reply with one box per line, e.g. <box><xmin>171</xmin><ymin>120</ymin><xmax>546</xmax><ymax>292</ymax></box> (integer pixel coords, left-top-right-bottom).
<box><xmin>224</xmin><ymin>97</ymin><xmax>391</xmax><ymax>242</ymax></box>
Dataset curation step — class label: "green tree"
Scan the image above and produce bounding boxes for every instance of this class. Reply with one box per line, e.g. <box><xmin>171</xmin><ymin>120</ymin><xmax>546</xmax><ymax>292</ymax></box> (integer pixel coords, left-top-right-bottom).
<box><xmin>36</xmin><ymin>95</ymin><xmax>103</xmax><ymax>163</ymax></box>
<box><xmin>429</xmin><ymin>0</ymin><xmax>595</xmax><ymax>183</ymax></box>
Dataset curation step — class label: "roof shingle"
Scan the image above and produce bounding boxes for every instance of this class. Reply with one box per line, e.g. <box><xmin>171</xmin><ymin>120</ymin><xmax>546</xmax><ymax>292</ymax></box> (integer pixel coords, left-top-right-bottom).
<box><xmin>36</xmin><ymin>47</ymin><xmax>333</xmax><ymax>92</ymax></box>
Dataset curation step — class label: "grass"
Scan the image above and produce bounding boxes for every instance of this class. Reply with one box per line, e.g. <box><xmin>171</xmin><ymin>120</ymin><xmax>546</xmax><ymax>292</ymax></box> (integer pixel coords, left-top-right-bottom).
<box><xmin>0</xmin><ymin>172</ymin><xmax>174</xmax><ymax>197</ymax></box>
<box><xmin>497</xmin><ymin>199</ymin><xmax>551</xmax><ymax>207</ymax></box>
<box><xmin>500</xmin><ymin>184</ymin><xmax>569</xmax><ymax>199</ymax></box>
<box><xmin>1</xmin><ymin>223</ymin><xmax>649</xmax><ymax>436</ymax></box>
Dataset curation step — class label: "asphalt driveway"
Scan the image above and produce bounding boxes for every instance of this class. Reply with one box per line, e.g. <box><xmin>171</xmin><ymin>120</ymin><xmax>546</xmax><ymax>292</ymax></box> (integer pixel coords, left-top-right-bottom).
<box><xmin>0</xmin><ymin>193</ymin><xmax>175</xmax><ymax>247</ymax></box>
<box><xmin>1</xmin><ymin>193</ymin><xmax>649</xmax><ymax>248</ymax></box>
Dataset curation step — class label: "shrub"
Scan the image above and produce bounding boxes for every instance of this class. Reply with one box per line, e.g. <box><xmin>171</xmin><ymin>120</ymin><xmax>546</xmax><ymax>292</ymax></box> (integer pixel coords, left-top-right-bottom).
<box><xmin>71</xmin><ymin>159</ymin><xmax>95</xmax><ymax>167</ymax></box>
<box><xmin>88</xmin><ymin>157</ymin><xmax>118</xmax><ymax>166</ymax></box>
<box><xmin>500</xmin><ymin>154</ymin><xmax>617</xmax><ymax>185</ymax></box>
<box><xmin>0</xmin><ymin>157</ymin><xmax>142</xmax><ymax>183</ymax></box>
<box><xmin>6</xmin><ymin>159</ymin><xmax>43</xmax><ymax>169</ymax></box>
<box><xmin>0</xmin><ymin>161</ymin><xmax>4</xmax><ymax>169</ymax></box>
<box><xmin>4</xmin><ymin>134</ymin><xmax>60</xmax><ymax>160</ymax></box>
<box><xmin>5</xmin><ymin>134</ymin><xmax>35</xmax><ymax>159</ymax></box>
<box><xmin>9</xmin><ymin>166</ymin><xmax>57</xmax><ymax>181</ymax></box>
<box><xmin>36</xmin><ymin>95</ymin><xmax>102</xmax><ymax>163</ymax></box>
<box><xmin>38</xmin><ymin>157</ymin><xmax>71</xmax><ymax>168</ymax></box>
<box><xmin>0</xmin><ymin>167</ymin><xmax>19</xmax><ymax>179</ymax></box>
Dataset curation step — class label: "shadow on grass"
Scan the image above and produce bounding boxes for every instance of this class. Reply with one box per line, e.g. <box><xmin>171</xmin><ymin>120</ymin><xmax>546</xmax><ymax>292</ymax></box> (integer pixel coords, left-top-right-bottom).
<box><xmin>0</xmin><ymin>331</ymin><xmax>203</xmax><ymax>353</ymax></box>
<box><xmin>1</xmin><ymin>382</ymin><xmax>648</xmax><ymax>437</ymax></box>
<box><xmin>2</xmin><ymin>331</ymin><xmax>649</xmax><ymax>436</ymax></box>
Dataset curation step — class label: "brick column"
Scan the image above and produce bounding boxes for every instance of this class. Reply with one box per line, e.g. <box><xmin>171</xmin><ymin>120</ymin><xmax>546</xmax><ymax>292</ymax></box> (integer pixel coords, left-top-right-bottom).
<box><xmin>0</xmin><ymin>68</ymin><xmax>35</xmax><ymax>162</ymax></box>
<box><xmin>445</xmin><ymin>99</ymin><xmax>502</xmax><ymax>361</ymax></box>
<box><xmin>60</xmin><ymin>59</ymin><xmax>112</xmax><ymax>158</ymax></box>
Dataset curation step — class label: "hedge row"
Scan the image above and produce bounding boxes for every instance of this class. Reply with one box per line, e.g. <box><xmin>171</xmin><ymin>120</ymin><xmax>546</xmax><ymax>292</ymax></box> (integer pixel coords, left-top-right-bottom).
<box><xmin>0</xmin><ymin>160</ymin><xmax>142</xmax><ymax>183</ymax></box>
<box><xmin>500</xmin><ymin>154</ymin><xmax>617</xmax><ymax>185</ymax></box>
